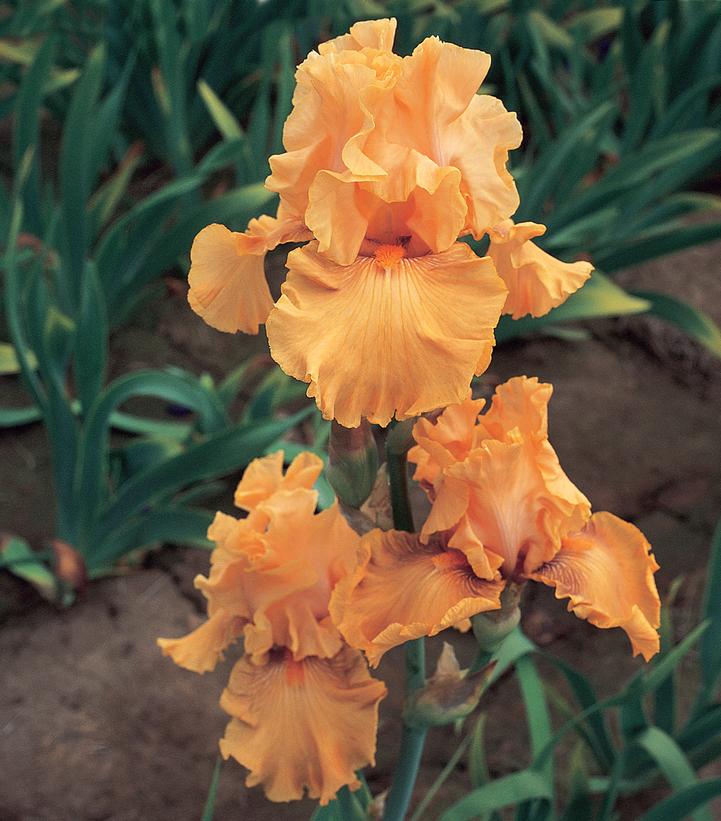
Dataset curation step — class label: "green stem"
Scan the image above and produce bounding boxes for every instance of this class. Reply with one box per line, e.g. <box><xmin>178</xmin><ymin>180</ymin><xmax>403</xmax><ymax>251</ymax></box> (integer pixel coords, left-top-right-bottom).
<box><xmin>384</xmin><ymin>444</ymin><xmax>427</xmax><ymax>820</ymax></box>
<box><xmin>384</xmin><ymin>720</ymin><xmax>427</xmax><ymax>821</ymax></box>
<box><xmin>386</xmin><ymin>439</ymin><xmax>415</xmax><ymax>533</ymax></box>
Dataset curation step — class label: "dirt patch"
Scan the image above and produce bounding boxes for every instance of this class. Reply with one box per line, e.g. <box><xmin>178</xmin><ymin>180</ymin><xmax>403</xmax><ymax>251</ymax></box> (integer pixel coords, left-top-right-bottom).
<box><xmin>2</xmin><ymin>239</ymin><xmax>721</xmax><ymax>819</ymax></box>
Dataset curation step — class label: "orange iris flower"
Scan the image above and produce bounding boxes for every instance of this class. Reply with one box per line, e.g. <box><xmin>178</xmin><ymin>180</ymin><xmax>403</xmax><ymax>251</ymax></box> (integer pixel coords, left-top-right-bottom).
<box><xmin>331</xmin><ymin>377</ymin><xmax>660</xmax><ymax>665</ymax></box>
<box><xmin>158</xmin><ymin>451</ymin><xmax>386</xmax><ymax>804</ymax></box>
<box><xmin>187</xmin><ymin>18</ymin><xmax>592</xmax><ymax>428</ymax></box>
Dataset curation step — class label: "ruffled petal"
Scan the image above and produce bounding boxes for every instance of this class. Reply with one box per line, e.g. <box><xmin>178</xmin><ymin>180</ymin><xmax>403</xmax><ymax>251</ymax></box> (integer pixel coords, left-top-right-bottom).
<box><xmin>489</xmin><ymin>220</ymin><xmax>592</xmax><ymax>319</ymax></box>
<box><xmin>267</xmin><ymin>241</ymin><xmax>507</xmax><ymax>428</ymax></box>
<box><xmin>477</xmin><ymin>375</ymin><xmax>551</xmax><ymax>444</ymax></box>
<box><xmin>528</xmin><ymin>512</ymin><xmax>660</xmax><ymax>660</ymax></box>
<box><xmin>269</xmin><ymin>48</ymin><xmax>401</xmax><ymax>262</ymax></box>
<box><xmin>235</xmin><ymin>494</ymin><xmax>359</xmax><ymax>662</ymax></box>
<box><xmin>409</xmin><ymin>394</ymin><xmax>486</xmax><ymax>488</ymax></box>
<box><xmin>319</xmin><ymin>18</ymin><xmax>397</xmax><ymax>55</ymax></box>
<box><xmin>157</xmin><ymin>611</ymin><xmax>243</xmax><ymax>673</ymax></box>
<box><xmin>449</xmin><ymin>95</ymin><xmax>523</xmax><ymax>237</ymax></box>
<box><xmin>188</xmin><ymin>224</ymin><xmax>273</xmax><ymax>333</ymax></box>
<box><xmin>233</xmin><ymin>451</ymin><xmax>323</xmax><ymax>512</ymax></box>
<box><xmin>415</xmin><ymin>377</ymin><xmax>591</xmax><ymax>578</ymax></box>
<box><xmin>420</xmin><ymin>475</ymin><xmax>470</xmax><ymax>541</ymax></box>
<box><xmin>391</xmin><ymin>36</ymin><xmax>492</xmax><ymax>152</ymax></box>
<box><xmin>438</xmin><ymin>438</ymin><xmax>588</xmax><ymax>577</ymax></box>
<box><xmin>305</xmin><ymin>169</ymin><xmax>371</xmax><ymax>265</ymax></box>
<box><xmin>219</xmin><ymin>647</ymin><xmax>386</xmax><ymax>805</ymax></box>
<box><xmin>388</xmin><ymin>38</ymin><xmax>521</xmax><ymax>236</ymax></box>
<box><xmin>361</xmin><ymin>148</ymin><xmax>467</xmax><ymax>254</ymax></box>
<box><xmin>175</xmin><ymin>486</ymin><xmax>358</xmax><ymax>667</ymax></box>
<box><xmin>188</xmin><ymin>216</ymin><xmax>310</xmax><ymax>334</ymax></box>
<box><xmin>330</xmin><ymin>529</ymin><xmax>503</xmax><ymax>667</ymax></box>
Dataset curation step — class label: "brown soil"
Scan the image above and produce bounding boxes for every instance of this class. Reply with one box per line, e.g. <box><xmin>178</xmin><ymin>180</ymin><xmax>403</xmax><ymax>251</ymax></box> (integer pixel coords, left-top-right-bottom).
<box><xmin>2</xmin><ymin>238</ymin><xmax>721</xmax><ymax>820</ymax></box>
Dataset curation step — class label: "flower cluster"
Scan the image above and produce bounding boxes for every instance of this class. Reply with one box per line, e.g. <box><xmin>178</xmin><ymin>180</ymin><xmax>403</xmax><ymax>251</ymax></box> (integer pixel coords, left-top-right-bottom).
<box><xmin>160</xmin><ymin>17</ymin><xmax>661</xmax><ymax>811</ymax></box>
<box><xmin>158</xmin><ymin>452</ymin><xmax>386</xmax><ymax>804</ymax></box>
<box><xmin>187</xmin><ymin>18</ymin><xmax>591</xmax><ymax>428</ymax></box>
<box><xmin>331</xmin><ymin>377</ymin><xmax>660</xmax><ymax>664</ymax></box>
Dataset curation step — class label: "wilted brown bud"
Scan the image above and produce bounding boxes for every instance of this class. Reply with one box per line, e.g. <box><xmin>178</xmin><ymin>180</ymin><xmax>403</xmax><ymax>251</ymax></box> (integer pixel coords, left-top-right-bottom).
<box><xmin>360</xmin><ymin>464</ymin><xmax>394</xmax><ymax>530</ymax></box>
<box><xmin>327</xmin><ymin>420</ymin><xmax>379</xmax><ymax>508</ymax></box>
<box><xmin>50</xmin><ymin>539</ymin><xmax>87</xmax><ymax>596</ymax></box>
<box><xmin>403</xmin><ymin>643</ymin><xmax>496</xmax><ymax>728</ymax></box>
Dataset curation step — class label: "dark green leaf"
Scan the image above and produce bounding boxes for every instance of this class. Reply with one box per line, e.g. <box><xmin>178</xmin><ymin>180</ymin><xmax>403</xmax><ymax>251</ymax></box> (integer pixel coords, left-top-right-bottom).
<box><xmin>90</xmin><ymin>506</ymin><xmax>213</xmax><ymax>570</ymax></box>
<box><xmin>635</xmin><ymin>727</ymin><xmax>711</xmax><ymax>821</ymax></box>
<box><xmin>74</xmin><ymin>262</ymin><xmax>108</xmax><ymax>414</ymax></box>
<box><xmin>637</xmin><ymin>779</ymin><xmax>721</xmax><ymax>821</ymax></box>
<box><xmin>496</xmin><ymin>272</ymin><xmax>650</xmax><ymax>343</ymax></box>
<box><xmin>439</xmin><ymin>770</ymin><xmax>552</xmax><ymax>821</ymax></box>
<box><xmin>95</xmin><ymin>407</ymin><xmax>313</xmax><ymax>544</ymax></box>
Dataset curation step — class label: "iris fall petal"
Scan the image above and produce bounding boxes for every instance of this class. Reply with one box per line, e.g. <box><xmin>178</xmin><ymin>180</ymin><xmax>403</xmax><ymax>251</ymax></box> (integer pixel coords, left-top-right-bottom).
<box><xmin>219</xmin><ymin>647</ymin><xmax>386</xmax><ymax>804</ymax></box>
<box><xmin>528</xmin><ymin>512</ymin><xmax>660</xmax><ymax>660</ymax></box>
<box><xmin>267</xmin><ymin>241</ymin><xmax>507</xmax><ymax>427</ymax></box>
<box><xmin>330</xmin><ymin>529</ymin><xmax>503</xmax><ymax>666</ymax></box>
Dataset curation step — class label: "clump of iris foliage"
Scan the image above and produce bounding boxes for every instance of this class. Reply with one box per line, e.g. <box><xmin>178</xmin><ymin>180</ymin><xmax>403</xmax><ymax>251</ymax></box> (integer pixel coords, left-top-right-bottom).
<box><xmin>1</xmin><ymin>1</ymin><xmax>721</xmax><ymax>818</ymax></box>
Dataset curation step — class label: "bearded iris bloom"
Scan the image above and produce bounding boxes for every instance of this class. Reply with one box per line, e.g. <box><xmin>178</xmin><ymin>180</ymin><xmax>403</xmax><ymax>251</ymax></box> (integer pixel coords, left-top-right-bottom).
<box><xmin>187</xmin><ymin>18</ymin><xmax>592</xmax><ymax>427</ymax></box>
<box><xmin>331</xmin><ymin>377</ymin><xmax>660</xmax><ymax>665</ymax></box>
<box><xmin>158</xmin><ymin>452</ymin><xmax>386</xmax><ymax>804</ymax></box>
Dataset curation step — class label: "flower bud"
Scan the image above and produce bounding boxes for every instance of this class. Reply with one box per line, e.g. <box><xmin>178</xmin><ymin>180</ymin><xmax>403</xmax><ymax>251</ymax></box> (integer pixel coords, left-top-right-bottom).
<box><xmin>327</xmin><ymin>420</ymin><xmax>379</xmax><ymax>508</ymax></box>
<box><xmin>472</xmin><ymin>582</ymin><xmax>523</xmax><ymax>652</ymax></box>
<box><xmin>403</xmin><ymin>643</ymin><xmax>496</xmax><ymax>728</ymax></box>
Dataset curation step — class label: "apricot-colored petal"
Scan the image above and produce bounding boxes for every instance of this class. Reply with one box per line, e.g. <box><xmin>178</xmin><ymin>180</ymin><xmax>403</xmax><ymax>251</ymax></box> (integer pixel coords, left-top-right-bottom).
<box><xmin>477</xmin><ymin>375</ymin><xmax>551</xmax><ymax>444</ymax></box>
<box><xmin>269</xmin><ymin>52</ymin><xmax>398</xmax><ymax>258</ymax></box>
<box><xmin>243</xmin><ymin>607</ymin><xmax>343</xmax><ymax>665</ymax></box>
<box><xmin>192</xmin><ymin>485</ymin><xmax>359</xmax><ymax>663</ymax></box>
<box><xmin>233</xmin><ymin>451</ymin><xmax>323</xmax><ymax>511</ymax></box>
<box><xmin>420</xmin><ymin>475</ymin><xmax>470</xmax><ymax>541</ymax></box>
<box><xmin>388</xmin><ymin>38</ymin><xmax>521</xmax><ymax>235</ymax></box>
<box><xmin>284</xmin><ymin>450</ymin><xmax>325</xmax><ymax>489</ymax></box>
<box><xmin>489</xmin><ymin>220</ymin><xmax>592</xmax><ymax>319</ymax></box>
<box><xmin>528</xmin><ymin>512</ymin><xmax>660</xmax><ymax>660</ymax></box>
<box><xmin>157</xmin><ymin>611</ymin><xmax>243</xmax><ymax>673</ymax></box>
<box><xmin>241</xmin><ymin>213</ymin><xmax>312</xmax><ymax>251</ymax></box>
<box><xmin>475</xmin><ymin>377</ymin><xmax>592</xmax><ymax>553</ymax></box>
<box><xmin>267</xmin><ymin>242</ymin><xmax>507</xmax><ymax>428</ymax></box>
<box><xmin>233</xmin><ymin>451</ymin><xmax>285</xmax><ymax>511</ymax></box>
<box><xmin>330</xmin><ymin>529</ymin><xmax>503</xmax><ymax>667</ymax></box>
<box><xmin>393</xmin><ymin>36</ymin><xmax>491</xmax><ymax>147</ymax></box>
<box><xmin>447</xmin><ymin>516</ymin><xmax>506</xmax><ymax>580</ymax></box>
<box><xmin>319</xmin><ymin>18</ymin><xmax>397</xmax><ymax>54</ymax></box>
<box><xmin>195</xmin><ymin>552</ymin><xmax>312</xmax><ymax>623</ymax></box>
<box><xmin>409</xmin><ymin>395</ymin><xmax>486</xmax><ymax>487</ymax></box>
<box><xmin>188</xmin><ymin>224</ymin><xmax>273</xmax><ymax>334</ymax></box>
<box><xmin>219</xmin><ymin>648</ymin><xmax>386</xmax><ymax>804</ymax></box>
<box><xmin>442</xmin><ymin>439</ymin><xmax>588</xmax><ymax>576</ymax></box>
<box><xmin>363</xmin><ymin>148</ymin><xmax>467</xmax><ymax>254</ymax></box>
<box><xmin>305</xmin><ymin>170</ymin><xmax>370</xmax><ymax>266</ymax></box>
<box><xmin>206</xmin><ymin>511</ymin><xmax>267</xmax><ymax>568</ymax></box>
<box><xmin>449</xmin><ymin>95</ymin><xmax>523</xmax><ymax>237</ymax></box>
<box><xmin>239</xmin><ymin>494</ymin><xmax>360</xmax><ymax>661</ymax></box>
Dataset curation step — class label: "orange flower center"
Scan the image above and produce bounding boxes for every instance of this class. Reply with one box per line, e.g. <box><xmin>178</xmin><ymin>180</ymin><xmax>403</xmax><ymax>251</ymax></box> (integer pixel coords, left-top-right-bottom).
<box><xmin>374</xmin><ymin>243</ymin><xmax>406</xmax><ymax>269</ymax></box>
<box><xmin>283</xmin><ymin>652</ymin><xmax>306</xmax><ymax>685</ymax></box>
